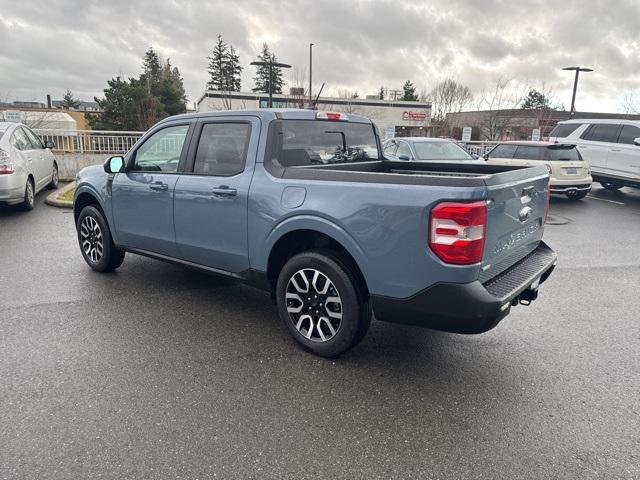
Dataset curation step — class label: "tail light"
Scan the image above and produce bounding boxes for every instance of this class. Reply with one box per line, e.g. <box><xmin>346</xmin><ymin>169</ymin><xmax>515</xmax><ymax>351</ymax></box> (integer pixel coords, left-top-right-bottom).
<box><xmin>316</xmin><ymin>111</ymin><xmax>348</xmax><ymax>121</ymax></box>
<box><xmin>0</xmin><ymin>149</ymin><xmax>14</xmax><ymax>174</ymax></box>
<box><xmin>429</xmin><ymin>201</ymin><xmax>487</xmax><ymax>265</ymax></box>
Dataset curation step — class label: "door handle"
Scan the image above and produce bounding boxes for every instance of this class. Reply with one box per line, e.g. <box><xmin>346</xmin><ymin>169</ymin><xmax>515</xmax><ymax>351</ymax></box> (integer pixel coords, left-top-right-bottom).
<box><xmin>211</xmin><ymin>186</ymin><xmax>237</xmax><ymax>196</ymax></box>
<box><xmin>149</xmin><ymin>182</ymin><xmax>168</xmax><ymax>191</ymax></box>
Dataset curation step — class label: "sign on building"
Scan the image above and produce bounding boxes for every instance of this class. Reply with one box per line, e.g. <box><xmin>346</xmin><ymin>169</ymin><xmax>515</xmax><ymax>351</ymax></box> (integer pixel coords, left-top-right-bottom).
<box><xmin>462</xmin><ymin>126</ymin><xmax>472</xmax><ymax>142</ymax></box>
<box><xmin>531</xmin><ymin>128</ymin><xmax>541</xmax><ymax>141</ymax></box>
<box><xmin>4</xmin><ymin>110</ymin><xmax>23</xmax><ymax>123</ymax></box>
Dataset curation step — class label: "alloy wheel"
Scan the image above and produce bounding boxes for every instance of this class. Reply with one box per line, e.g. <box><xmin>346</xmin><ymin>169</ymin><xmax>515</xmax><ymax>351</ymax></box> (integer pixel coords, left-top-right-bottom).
<box><xmin>80</xmin><ymin>216</ymin><xmax>104</xmax><ymax>263</ymax></box>
<box><xmin>52</xmin><ymin>165</ymin><xmax>58</xmax><ymax>185</ymax></box>
<box><xmin>285</xmin><ymin>268</ymin><xmax>343</xmax><ymax>342</ymax></box>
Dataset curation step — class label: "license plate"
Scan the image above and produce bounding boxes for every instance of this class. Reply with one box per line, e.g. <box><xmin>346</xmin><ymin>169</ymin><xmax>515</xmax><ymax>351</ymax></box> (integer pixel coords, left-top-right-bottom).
<box><xmin>565</xmin><ymin>167</ymin><xmax>578</xmax><ymax>174</ymax></box>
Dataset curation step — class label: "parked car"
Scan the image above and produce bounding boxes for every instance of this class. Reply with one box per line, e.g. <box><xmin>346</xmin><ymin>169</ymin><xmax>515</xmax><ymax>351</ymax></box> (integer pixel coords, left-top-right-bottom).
<box><xmin>74</xmin><ymin>109</ymin><xmax>556</xmax><ymax>357</ymax></box>
<box><xmin>0</xmin><ymin>122</ymin><xmax>58</xmax><ymax>210</ymax></box>
<box><xmin>548</xmin><ymin>119</ymin><xmax>640</xmax><ymax>191</ymax></box>
<box><xmin>382</xmin><ymin>137</ymin><xmax>480</xmax><ymax>162</ymax></box>
<box><xmin>483</xmin><ymin>141</ymin><xmax>592</xmax><ymax>200</ymax></box>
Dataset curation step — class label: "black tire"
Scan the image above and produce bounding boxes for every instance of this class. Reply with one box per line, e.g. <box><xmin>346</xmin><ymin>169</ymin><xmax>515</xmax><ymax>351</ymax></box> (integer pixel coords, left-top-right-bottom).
<box><xmin>566</xmin><ymin>190</ymin><xmax>588</xmax><ymax>200</ymax></box>
<box><xmin>47</xmin><ymin>162</ymin><xmax>59</xmax><ymax>189</ymax></box>
<box><xmin>76</xmin><ymin>205</ymin><xmax>125</xmax><ymax>272</ymax></box>
<box><xmin>601</xmin><ymin>182</ymin><xmax>622</xmax><ymax>191</ymax></box>
<box><xmin>276</xmin><ymin>249</ymin><xmax>370</xmax><ymax>357</ymax></box>
<box><xmin>21</xmin><ymin>178</ymin><xmax>35</xmax><ymax>211</ymax></box>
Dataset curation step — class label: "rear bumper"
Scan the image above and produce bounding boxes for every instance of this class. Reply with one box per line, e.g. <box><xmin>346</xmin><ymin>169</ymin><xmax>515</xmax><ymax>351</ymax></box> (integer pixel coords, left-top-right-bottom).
<box><xmin>372</xmin><ymin>241</ymin><xmax>557</xmax><ymax>334</ymax></box>
<box><xmin>550</xmin><ymin>183</ymin><xmax>591</xmax><ymax>193</ymax></box>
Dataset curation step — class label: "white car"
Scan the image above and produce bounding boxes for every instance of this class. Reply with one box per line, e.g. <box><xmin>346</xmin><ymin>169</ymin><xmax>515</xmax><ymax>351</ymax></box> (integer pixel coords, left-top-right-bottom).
<box><xmin>548</xmin><ymin>119</ymin><xmax>640</xmax><ymax>191</ymax></box>
<box><xmin>0</xmin><ymin>122</ymin><xmax>58</xmax><ymax>210</ymax></box>
<box><xmin>484</xmin><ymin>141</ymin><xmax>592</xmax><ymax>200</ymax></box>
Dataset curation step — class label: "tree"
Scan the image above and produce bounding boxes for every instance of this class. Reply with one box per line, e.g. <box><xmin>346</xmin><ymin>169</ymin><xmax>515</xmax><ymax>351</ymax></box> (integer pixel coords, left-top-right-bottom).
<box><xmin>475</xmin><ymin>78</ymin><xmax>525</xmax><ymax>140</ymax></box>
<box><xmin>378</xmin><ymin>85</ymin><xmax>385</xmax><ymax>100</ymax></box>
<box><xmin>90</xmin><ymin>48</ymin><xmax>187</xmax><ymax>131</ymax></box>
<box><xmin>207</xmin><ymin>35</ymin><xmax>243</xmax><ymax>93</ymax></box>
<box><xmin>428</xmin><ymin>79</ymin><xmax>474</xmax><ymax>136</ymax></box>
<box><xmin>621</xmin><ymin>92</ymin><xmax>639</xmax><ymax>114</ymax></box>
<box><xmin>61</xmin><ymin>88</ymin><xmax>81</xmax><ymax>109</ymax></box>
<box><xmin>252</xmin><ymin>43</ymin><xmax>284</xmax><ymax>94</ymax></box>
<box><xmin>402</xmin><ymin>80</ymin><xmax>418</xmax><ymax>101</ymax></box>
<box><xmin>521</xmin><ymin>89</ymin><xmax>552</xmax><ymax>110</ymax></box>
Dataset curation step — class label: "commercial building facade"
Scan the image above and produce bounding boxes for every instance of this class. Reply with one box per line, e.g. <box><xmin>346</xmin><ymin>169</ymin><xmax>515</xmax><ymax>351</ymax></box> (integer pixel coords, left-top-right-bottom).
<box><xmin>197</xmin><ymin>90</ymin><xmax>432</xmax><ymax>139</ymax></box>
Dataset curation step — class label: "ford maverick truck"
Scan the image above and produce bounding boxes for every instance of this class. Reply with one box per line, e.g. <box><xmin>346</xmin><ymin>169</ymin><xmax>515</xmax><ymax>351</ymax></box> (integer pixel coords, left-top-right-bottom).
<box><xmin>74</xmin><ymin>109</ymin><xmax>556</xmax><ymax>356</ymax></box>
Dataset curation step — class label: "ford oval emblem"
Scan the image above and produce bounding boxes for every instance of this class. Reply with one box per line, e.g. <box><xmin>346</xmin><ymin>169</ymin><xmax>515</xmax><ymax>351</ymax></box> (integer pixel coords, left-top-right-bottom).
<box><xmin>519</xmin><ymin>206</ymin><xmax>533</xmax><ymax>223</ymax></box>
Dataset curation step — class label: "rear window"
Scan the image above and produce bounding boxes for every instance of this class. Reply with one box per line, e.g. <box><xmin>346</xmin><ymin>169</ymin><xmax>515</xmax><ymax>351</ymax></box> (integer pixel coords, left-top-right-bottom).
<box><xmin>414</xmin><ymin>141</ymin><xmax>472</xmax><ymax>160</ymax></box>
<box><xmin>549</xmin><ymin>123</ymin><xmax>581</xmax><ymax>138</ymax></box>
<box><xmin>276</xmin><ymin>120</ymin><xmax>379</xmax><ymax>166</ymax></box>
<box><xmin>514</xmin><ymin>146</ymin><xmax>545</xmax><ymax>160</ymax></box>
<box><xmin>546</xmin><ymin>145</ymin><xmax>581</xmax><ymax>161</ymax></box>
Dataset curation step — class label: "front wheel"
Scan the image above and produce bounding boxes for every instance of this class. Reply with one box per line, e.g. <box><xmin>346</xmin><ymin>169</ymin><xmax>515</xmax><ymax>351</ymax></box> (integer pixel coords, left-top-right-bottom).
<box><xmin>566</xmin><ymin>190</ymin><xmax>588</xmax><ymax>200</ymax></box>
<box><xmin>276</xmin><ymin>250</ymin><xmax>370</xmax><ymax>357</ymax></box>
<box><xmin>601</xmin><ymin>182</ymin><xmax>622</xmax><ymax>191</ymax></box>
<box><xmin>77</xmin><ymin>205</ymin><xmax>125</xmax><ymax>272</ymax></box>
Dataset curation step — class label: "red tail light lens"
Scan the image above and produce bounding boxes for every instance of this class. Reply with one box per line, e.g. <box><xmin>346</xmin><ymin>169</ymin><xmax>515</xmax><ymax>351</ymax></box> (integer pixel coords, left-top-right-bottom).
<box><xmin>0</xmin><ymin>163</ymin><xmax>15</xmax><ymax>175</ymax></box>
<box><xmin>429</xmin><ymin>201</ymin><xmax>487</xmax><ymax>265</ymax></box>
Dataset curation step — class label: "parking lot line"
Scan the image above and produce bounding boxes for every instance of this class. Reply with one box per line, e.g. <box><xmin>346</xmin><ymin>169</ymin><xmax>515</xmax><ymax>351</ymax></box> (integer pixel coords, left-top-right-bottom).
<box><xmin>586</xmin><ymin>195</ymin><xmax>625</xmax><ymax>205</ymax></box>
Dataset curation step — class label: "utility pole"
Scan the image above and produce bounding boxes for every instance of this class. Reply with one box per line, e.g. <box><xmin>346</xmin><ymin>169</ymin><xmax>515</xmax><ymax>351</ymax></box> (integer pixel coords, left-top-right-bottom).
<box><xmin>251</xmin><ymin>60</ymin><xmax>292</xmax><ymax>108</ymax></box>
<box><xmin>562</xmin><ymin>66</ymin><xmax>593</xmax><ymax>115</ymax></box>
<box><xmin>309</xmin><ymin>43</ymin><xmax>314</xmax><ymax>105</ymax></box>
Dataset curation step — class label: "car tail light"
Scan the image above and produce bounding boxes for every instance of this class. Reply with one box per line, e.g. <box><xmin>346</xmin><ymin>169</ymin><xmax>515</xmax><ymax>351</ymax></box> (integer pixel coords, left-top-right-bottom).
<box><xmin>429</xmin><ymin>201</ymin><xmax>487</xmax><ymax>265</ymax></box>
<box><xmin>316</xmin><ymin>111</ymin><xmax>348</xmax><ymax>121</ymax></box>
<box><xmin>0</xmin><ymin>149</ymin><xmax>14</xmax><ymax>174</ymax></box>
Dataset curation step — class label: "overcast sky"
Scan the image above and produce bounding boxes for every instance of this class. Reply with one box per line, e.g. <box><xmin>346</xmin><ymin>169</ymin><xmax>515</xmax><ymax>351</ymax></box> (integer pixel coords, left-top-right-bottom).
<box><xmin>1</xmin><ymin>0</ymin><xmax>639</xmax><ymax>112</ymax></box>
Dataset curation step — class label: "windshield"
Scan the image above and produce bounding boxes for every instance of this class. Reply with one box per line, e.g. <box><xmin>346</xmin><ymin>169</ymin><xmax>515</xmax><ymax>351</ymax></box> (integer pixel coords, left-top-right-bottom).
<box><xmin>413</xmin><ymin>141</ymin><xmax>472</xmax><ymax>160</ymax></box>
<box><xmin>277</xmin><ymin>120</ymin><xmax>379</xmax><ymax>166</ymax></box>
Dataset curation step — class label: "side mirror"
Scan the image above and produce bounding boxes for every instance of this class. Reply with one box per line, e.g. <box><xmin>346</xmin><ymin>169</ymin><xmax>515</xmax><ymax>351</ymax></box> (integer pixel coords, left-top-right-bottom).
<box><xmin>398</xmin><ymin>154</ymin><xmax>411</xmax><ymax>161</ymax></box>
<box><xmin>634</xmin><ymin>137</ymin><xmax>640</xmax><ymax>146</ymax></box>
<box><xmin>44</xmin><ymin>140</ymin><xmax>54</xmax><ymax>149</ymax></box>
<box><xmin>104</xmin><ymin>155</ymin><xmax>124</xmax><ymax>174</ymax></box>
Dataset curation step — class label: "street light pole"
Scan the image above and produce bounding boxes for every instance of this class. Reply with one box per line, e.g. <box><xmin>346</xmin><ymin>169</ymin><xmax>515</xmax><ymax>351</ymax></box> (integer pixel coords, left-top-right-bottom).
<box><xmin>251</xmin><ymin>60</ymin><xmax>292</xmax><ymax>108</ymax></box>
<box><xmin>309</xmin><ymin>43</ymin><xmax>314</xmax><ymax>105</ymax></box>
<box><xmin>562</xmin><ymin>66</ymin><xmax>593</xmax><ymax>115</ymax></box>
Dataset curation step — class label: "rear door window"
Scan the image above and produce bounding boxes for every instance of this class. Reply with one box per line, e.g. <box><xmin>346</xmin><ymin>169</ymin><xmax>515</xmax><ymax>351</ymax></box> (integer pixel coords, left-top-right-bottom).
<box><xmin>487</xmin><ymin>144</ymin><xmax>517</xmax><ymax>159</ymax></box>
<box><xmin>549</xmin><ymin>124</ymin><xmax>581</xmax><ymax>138</ymax></box>
<box><xmin>617</xmin><ymin>125</ymin><xmax>640</xmax><ymax>145</ymax></box>
<box><xmin>581</xmin><ymin>124</ymin><xmax>620</xmax><ymax>143</ymax></box>
<box><xmin>10</xmin><ymin>128</ymin><xmax>31</xmax><ymax>151</ymax></box>
<box><xmin>22</xmin><ymin>127</ymin><xmax>44</xmax><ymax>149</ymax></box>
<box><xmin>193</xmin><ymin>123</ymin><xmax>251</xmax><ymax>176</ymax></box>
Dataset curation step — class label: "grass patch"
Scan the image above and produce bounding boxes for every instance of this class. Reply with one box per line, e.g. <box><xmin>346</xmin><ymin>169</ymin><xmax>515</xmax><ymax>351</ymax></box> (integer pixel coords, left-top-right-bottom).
<box><xmin>57</xmin><ymin>187</ymin><xmax>75</xmax><ymax>203</ymax></box>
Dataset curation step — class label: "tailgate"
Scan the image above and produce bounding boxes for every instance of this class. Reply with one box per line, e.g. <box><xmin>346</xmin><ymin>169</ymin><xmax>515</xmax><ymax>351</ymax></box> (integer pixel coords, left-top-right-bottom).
<box><xmin>480</xmin><ymin>166</ymin><xmax>549</xmax><ymax>283</ymax></box>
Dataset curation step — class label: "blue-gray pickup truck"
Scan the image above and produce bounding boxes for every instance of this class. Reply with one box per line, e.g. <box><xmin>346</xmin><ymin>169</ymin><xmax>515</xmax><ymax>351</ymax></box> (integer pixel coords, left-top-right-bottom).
<box><xmin>74</xmin><ymin>109</ymin><xmax>556</xmax><ymax>356</ymax></box>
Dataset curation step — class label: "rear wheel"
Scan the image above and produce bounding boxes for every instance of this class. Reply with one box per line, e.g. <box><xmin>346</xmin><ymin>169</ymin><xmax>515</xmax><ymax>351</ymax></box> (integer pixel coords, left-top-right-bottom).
<box><xmin>566</xmin><ymin>190</ymin><xmax>588</xmax><ymax>200</ymax></box>
<box><xmin>276</xmin><ymin>250</ymin><xmax>370</xmax><ymax>357</ymax></box>
<box><xmin>47</xmin><ymin>162</ymin><xmax>59</xmax><ymax>189</ymax></box>
<box><xmin>21</xmin><ymin>178</ymin><xmax>35</xmax><ymax>211</ymax></box>
<box><xmin>601</xmin><ymin>182</ymin><xmax>622</xmax><ymax>191</ymax></box>
<box><xmin>77</xmin><ymin>205</ymin><xmax>125</xmax><ymax>272</ymax></box>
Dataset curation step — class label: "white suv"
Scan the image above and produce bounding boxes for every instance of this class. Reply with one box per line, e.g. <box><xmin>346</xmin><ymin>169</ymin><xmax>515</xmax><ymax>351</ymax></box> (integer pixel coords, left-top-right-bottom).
<box><xmin>548</xmin><ymin>119</ymin><xmax>640</xmax><ymax>191</ymax></box>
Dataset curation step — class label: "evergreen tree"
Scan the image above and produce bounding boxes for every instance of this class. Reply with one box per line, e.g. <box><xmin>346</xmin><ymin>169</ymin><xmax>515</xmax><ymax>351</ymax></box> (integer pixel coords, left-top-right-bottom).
<box><xmin>156</xmin><ymin>59</ymin><xmax>188</xmax><ymax>117</ymax></box>
<box><xmin>402</xmin><ymin>80</ymin><xmax>418</xmax><ymax>101</ymax></box>
<box><xmin>521</xmin><ymin>89</ymin><xmax>553</xmax><ymax>110</ymax></box>
<box><xmin>207</xmin><ymin>35</ymin><xmax>243</xmax><ymax>92</ymax></box>
<box><xmin>378</xmin><ymin>85</ymin><xmax>385</xmax><ymax>100</ymax></box>
<box><xmin>252</xmin><ymin>43</ymin><xmax>284</xmax><ymax>94</ymax></box>
<box><xmin>61</xmin><ymin>88</ymin><xmax>81</xmax><ymax>109</ymax></box>
<box><xmin>141</xmin><ymin>47</ymin><xmax>162</xmax><ymax>92</ymax></box>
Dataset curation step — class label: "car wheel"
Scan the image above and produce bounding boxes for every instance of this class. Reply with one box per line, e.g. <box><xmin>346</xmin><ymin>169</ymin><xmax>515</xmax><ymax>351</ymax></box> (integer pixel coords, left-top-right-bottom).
<box><xmin>77</xmin><ymin>205</ymin><xmax>125</xmax><ymax>272</ymax></box>
<box><xmin>47</xmin><ymin>163</ymin><xmax>59</xmax><ymax>189</ymax></box>
<box><xmin>276</xmin><ymin>249</ymin><xmax>371</xmax><ymax>357</ymax></box>
<box><xmin>601</xmin><ymin>182</ymin><xmax>622</xmax><ymax>191</ymax></box>
<box><xmin>21</xmin><ymin>178</ymin><xmax>35</xmax><ymax>211</ymax></box>
<box><xmin>566</xmin><ymin>190</ymin><xmax>588</xmax><ymax>200</ymax></box>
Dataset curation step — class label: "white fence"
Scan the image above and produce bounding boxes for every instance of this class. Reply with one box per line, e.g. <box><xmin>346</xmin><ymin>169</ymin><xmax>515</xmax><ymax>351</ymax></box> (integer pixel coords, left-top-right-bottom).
<box><xmin>458</xmin><ymin>141</ymin><xmax>498</xmax><ymax>157</ymax></box>
<box><xmin>33</xmin><ymin>129</ymin><xmax>144</xmax><ymax>154</ymax></box>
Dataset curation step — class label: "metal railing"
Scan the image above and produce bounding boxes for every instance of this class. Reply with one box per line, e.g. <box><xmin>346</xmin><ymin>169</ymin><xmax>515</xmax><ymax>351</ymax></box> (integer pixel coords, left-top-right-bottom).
<box><xmin>458</xmin><ymin>141</ymin><xmax>498</xmax><ymax>157</ymax></box>
<box><xmin>33</xmin><ymin>129</ymin><xmax>145</xmax><ymax>154</ymax></box>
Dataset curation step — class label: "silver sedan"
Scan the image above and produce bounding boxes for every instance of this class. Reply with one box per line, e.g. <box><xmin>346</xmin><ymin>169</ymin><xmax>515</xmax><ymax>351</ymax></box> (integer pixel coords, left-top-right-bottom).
<box><xmin>382</xmin><ymin>137</ymin><xmax>480</xmax><ymax>162</ymax></box>
<box><xmin>0</xmin><ymin>122</ymin><xmax>58</xmax><ymax>210</ymax></box>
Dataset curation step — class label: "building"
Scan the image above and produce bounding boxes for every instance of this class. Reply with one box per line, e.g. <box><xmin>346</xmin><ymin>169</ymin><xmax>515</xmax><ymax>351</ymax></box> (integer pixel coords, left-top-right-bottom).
<box><xmin>51</xmin><ymin>100</ymin><xmax>102</xmax><ymax>112</ymax></box>
<box><xmin>197</xmin><ymin>90</ymin><xmax>432</xmax><ymax>138</ymax></box>
<box><xmin>446</xmin><ymin>109</ymin><xmax>640</xmax><ymax>141</ymax></box>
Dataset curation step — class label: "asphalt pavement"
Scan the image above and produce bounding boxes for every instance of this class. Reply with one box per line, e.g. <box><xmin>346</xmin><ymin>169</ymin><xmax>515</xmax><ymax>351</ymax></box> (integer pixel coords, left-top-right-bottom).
<box><xmin>1</xmin><ymin>185</ymin><xmax>639</xmax><ymax>479</ymax></box>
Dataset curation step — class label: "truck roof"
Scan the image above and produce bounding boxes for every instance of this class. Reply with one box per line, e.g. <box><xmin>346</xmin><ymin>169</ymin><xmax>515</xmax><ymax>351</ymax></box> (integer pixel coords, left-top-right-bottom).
<box><xmin>158</xmin><ymin>108</ymin><xmax>373</xmax><ymax>125</ymax></box>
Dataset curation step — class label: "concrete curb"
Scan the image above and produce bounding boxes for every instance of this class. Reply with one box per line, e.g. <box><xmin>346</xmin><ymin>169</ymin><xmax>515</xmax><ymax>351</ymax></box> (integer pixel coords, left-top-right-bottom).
<box><xmin>45</xmin><ymin>181</ymin><xmax>75</xmax><ymax>209</ymax></box>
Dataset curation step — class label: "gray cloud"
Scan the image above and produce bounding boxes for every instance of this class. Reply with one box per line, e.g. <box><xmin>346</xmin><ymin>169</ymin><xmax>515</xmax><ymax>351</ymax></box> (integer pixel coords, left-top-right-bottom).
<box><xmin>1</xmin><ymin>0</ymin><xmax>639</xmax><ymax>112</ymax></box>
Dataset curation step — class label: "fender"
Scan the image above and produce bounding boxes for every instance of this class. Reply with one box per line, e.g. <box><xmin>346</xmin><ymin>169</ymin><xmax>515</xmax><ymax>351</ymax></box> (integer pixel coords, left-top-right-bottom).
<box><xmin>259</xmin><ymin>214</ymin><xmax>370</xmax><ymax>282</ymax></box>
<box><xmin>74</xmin><ymin>181</ymin><xmax>119</xmax><ymax>245</ymax></box>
